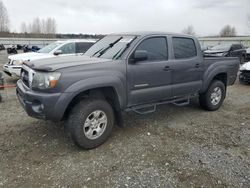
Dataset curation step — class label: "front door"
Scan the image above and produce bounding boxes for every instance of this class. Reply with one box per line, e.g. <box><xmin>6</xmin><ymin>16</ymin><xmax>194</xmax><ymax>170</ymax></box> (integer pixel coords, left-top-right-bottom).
<box><xmin>127</xmin><ymin>36</ymin><xmax>172</xmax><ymax>106</ymax></box>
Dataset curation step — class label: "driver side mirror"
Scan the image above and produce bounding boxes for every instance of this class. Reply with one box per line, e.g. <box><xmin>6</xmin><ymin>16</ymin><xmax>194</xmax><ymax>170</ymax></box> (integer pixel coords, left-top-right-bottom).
<box><xmin>54</xmin><ymin>50</ymin><xmax>62</xmax><ymax>56</ymax></box>
<box><xmin>133</xmin><ymin>50</ymin><xmax>148</xmax><ymax>62</ymax></box>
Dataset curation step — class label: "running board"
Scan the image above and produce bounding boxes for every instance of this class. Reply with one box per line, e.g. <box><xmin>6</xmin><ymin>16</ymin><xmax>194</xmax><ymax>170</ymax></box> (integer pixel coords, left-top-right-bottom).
<box><xmin>128</xmin><ymin>97</ymin><xmax>191</xmax><ymax>115</ymax></box>
<box><xmin>131</xmin><ymin>104</ymin><xmax>156</xmax><ymax>115</ymax></box>
<box><xmin>172</xmin><ymin>98</ymin><xmax>190</xmax><ymax>106</ymax></box>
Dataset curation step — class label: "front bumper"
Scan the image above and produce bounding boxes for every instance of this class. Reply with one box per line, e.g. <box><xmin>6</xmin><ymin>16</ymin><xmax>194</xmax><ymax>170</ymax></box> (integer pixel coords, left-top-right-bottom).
<box><xmin>239</xmin><ymin>70</ymin><xmax>250</xmax><ymax>83</ymax></box>
<box><xmin>16</xmin><ymin>79</ymin><xmax>64</xmax><ymax>121</ymax></box>
<box><xmin>3</xmin><ymin>64</ymin><xmax>22</xmax><ymax>77</ymax></box>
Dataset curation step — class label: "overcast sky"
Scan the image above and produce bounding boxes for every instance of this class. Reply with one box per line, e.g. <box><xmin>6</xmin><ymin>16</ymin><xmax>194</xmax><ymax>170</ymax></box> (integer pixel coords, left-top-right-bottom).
<box><xmin>3</xmin><ymin>0</ymin><xmax>250</xmax><ymax>36</ymax></box>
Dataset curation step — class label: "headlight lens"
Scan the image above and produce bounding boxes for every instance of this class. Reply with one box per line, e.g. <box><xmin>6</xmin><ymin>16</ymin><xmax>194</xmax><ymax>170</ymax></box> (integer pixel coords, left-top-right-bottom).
<box><xmin>12</xmin><ymin>60</ymin><xmax>23</xmax><ymax>65</ymax></box>
<box><xmin>32</xmin><ymin>72</ymin><xmax>61</xmax><ymax>89</ymax></box>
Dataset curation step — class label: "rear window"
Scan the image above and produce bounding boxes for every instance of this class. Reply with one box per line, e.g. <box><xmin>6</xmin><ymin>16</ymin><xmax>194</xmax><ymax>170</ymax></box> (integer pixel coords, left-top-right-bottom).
<box><xmin>173</xmin><ymin>37</ymin><xmax>197</xmax><ymax>59</ymax></box>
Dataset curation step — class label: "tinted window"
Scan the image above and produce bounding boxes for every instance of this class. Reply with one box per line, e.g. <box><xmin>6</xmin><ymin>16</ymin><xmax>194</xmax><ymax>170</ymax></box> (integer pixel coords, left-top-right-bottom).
<box><xmin>136</xmin><ymin>37</ymin><xmax>168</xmax><ymax>61</ymax></box>
<box><xmin>59</xmin><ymin>43</ymin><xmax>75</xmax><ymax>54</ymax></box>
<box><xmin>173</xmin><ymin>37</ymin><xmax>197</xmax><ymax>59</ymax></box>
<box><xmin>38</xmin><ymin>42</ymin><xmax>62</xmax><ymax>53</ymax></box>
<box><xmin>232</xmin><ymin>44</ymin><xmax>242</xmax><ymax>50</ymax></box>
<box><xmin>76</xmin><ymin>42</ymin><xmax>94</xmax><ymax>53</ymax></box>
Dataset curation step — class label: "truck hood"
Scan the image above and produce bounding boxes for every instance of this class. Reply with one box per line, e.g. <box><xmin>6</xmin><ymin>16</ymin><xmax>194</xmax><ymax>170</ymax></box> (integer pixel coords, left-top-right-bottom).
<box><xmin>8</xmin><ymin>52</ymin><xmax>53</xmax><ymax>61</ymax></box>
<box><xmin>24</xmin><ymin>55</ymin><xmax>112</xmax><ymax>71</ymax></box>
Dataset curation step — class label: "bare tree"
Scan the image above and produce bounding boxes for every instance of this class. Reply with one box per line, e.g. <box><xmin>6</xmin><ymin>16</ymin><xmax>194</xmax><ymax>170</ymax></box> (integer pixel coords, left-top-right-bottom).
<box><xmin>247</xmin><ymin>14</ymin><xmax>250</xmax><ymax>30</ymax></box>
<box><xmin>45</xmin><ymin>17</ymin><xmax>57</xmax><ymax>34</ymax></box>
<box><xmin>220</xmin><ymin>25</ymin><xmax>236</xmax><ymax>37</ymax></box>
<box><xmin>31</xmin><ymin>17</ymin><xmax>41</xmax><ymax>33</ymax></box>
<box><xmin>182</xmin><ymin>25</ymin><xmax>195</xmax><ymax>36</ymax></box>
<box><xmin>20</xmin><ymin>17</ymin><xmax>57</xmax><ymax>35</ymax></box>
<box><xmin>41</xmin><ymin>19</ymin><xmax>46</xmax><ymax>34</ymax></box>
<box><xmin>20</xmin><ymin>22</ymin><xmax>27</xmax><ymax>33</ymax></box>
<box><xmin>0</xmin><ymin>0</ymin><xmax>9</xmax><ymax>32</ymax></box>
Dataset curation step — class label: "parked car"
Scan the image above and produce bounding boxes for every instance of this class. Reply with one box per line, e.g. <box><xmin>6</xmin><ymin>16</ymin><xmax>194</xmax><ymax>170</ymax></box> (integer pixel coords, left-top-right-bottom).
<box><xmin>6</xmin><ymin>45</ymin><xmax>18</xmax><ymax>54</ymax></box>
<box><xmin>3</xmin><ymin>40</ymin><xmax>95</xmax><ymax>77</ymax></box>
<box><xmin>246</xmin><ymin>47</ymin><xmax>250</xmax><ymax>61</ymax></box>
<box><xmin>16</xmin><ymin>44</ymin><xmax>24</xmax><ymax>50</ymax></box>
<box><xmin>204</xmin><ymin>43</ymin><xmax>246</xmax><ymax>64</ymax></box>
<box><xmin>16</xmin><ymin>32</ymin><xmax>239</xmax><ymax>149</ymax></box>
<box><xmin>0</xmin><ymin>44</ymin><xmax>5</xmax><ymax>51</ymax></box>
<box><xmin>23</xmin><ymin>45</ymin><xmax>40</xmax><ymax>53</ymax></box>
<box><xmin>239</xmin><ymin>61</ymin><xmax>250</xmax><ymax>83</ymax></box>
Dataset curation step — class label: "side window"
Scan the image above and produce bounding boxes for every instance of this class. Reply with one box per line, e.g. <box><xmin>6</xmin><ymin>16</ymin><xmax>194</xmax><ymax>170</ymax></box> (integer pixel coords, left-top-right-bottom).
<box><xmin>76</xmin><ymin>42</ymin><xmax>94</xmax><ymax>53</ymax></box>
<box><xmin>59</xmin><ymin>43</ymin><xmax>75</xmax><ymax>54</ymax></box>
<box><xmin>232</xmin><ymin>44</ymin><xmax>242</xmax><ymax>50</ymax></box>
<box><xmin>135</xmin><ymin>37</ymin><xmax>168</xmax><ymax>61</ymax></box>
<box><xmin>173</xmin><ymin>37</ymin><xmax>197</xmax><ymax>59</ymax></box>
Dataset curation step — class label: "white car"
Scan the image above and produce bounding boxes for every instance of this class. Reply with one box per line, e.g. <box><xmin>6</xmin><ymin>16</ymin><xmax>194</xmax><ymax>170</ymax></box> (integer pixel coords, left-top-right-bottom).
<box><xmin>3</xmin><ymin>40</ymin><xmax>95</xmax><ymax>77</ymax></box>
<box><xmin>239</xmin><ymin>61</ymin><xmax>250</xmax><ymax>83</ymax></box>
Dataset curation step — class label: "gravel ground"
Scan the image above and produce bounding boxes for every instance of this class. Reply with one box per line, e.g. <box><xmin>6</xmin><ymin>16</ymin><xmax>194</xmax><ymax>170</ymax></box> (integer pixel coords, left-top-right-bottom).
<box><xmin>0</xmin><ymin>50</ymin><xmax>249</xmax><ymax>187</ymax></box>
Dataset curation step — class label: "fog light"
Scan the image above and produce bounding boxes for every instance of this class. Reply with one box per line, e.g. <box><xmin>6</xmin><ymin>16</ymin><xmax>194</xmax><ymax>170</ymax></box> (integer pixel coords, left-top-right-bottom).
<box><xmin>32</xmin><ymin>100</ymin><xmax>44</xmax><ymax>113</ymax></box>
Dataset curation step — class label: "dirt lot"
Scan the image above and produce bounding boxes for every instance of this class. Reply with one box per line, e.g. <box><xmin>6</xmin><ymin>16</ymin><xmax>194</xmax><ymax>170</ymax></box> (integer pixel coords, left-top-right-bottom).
<box><xmin>0</xmin><ymin>50</ymin><xmax>249</xmax><ymax>187</ymax></box>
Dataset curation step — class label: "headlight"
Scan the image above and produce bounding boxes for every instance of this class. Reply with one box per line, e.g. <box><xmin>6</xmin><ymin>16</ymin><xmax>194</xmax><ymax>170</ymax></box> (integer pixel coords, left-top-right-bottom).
<box><xmin>32</xmin><ymin>72</ymin><xmax>61</xmax><ymax>89</ymax></box>
<box><xmin>12</xmin><ymin>60</ymin><xmax>23</xmax><ymax>65</ymax></box>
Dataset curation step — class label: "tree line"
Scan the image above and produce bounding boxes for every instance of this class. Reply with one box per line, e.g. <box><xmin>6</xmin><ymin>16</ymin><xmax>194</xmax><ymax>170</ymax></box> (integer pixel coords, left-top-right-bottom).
<box><xmin>182</xmin><ymin>25</ymin><xmax>237</xmax><ymax>37</ymax></box>
<box><xmin>20</xmin><ymin>17</ymin><xmax>57</xmax><ymax>34</ymax></box>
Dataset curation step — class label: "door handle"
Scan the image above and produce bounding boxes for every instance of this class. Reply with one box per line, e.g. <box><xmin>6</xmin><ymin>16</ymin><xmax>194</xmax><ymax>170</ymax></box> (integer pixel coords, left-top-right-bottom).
<box><xmin>163</xmin><ymin>66</ymin><xmax>172</xmax><ymax>71</ymax></box>
<box><xmin>194</xmin><ymin>64</ymin><xmax>200</xmax><ymax>68</ymax></box>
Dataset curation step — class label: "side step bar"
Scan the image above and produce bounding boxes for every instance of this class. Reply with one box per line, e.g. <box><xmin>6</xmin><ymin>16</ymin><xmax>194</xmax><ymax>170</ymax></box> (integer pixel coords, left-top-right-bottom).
<box><xmin>128</xmin><ymin>97</ymin><xmax>191</xmax><ymax>115</ymax></box>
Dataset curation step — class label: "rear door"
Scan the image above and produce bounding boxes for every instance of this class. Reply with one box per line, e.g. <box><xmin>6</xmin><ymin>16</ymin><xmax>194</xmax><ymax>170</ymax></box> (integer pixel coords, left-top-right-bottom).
<box><xmin>127</xmin><ymin>36</ymin><xmax>172</xmax><ymax>106</ymax></box>
<box><xmin>170</xmin><ymin>37</ymin><xmax>203</xmax><ymax>97</ymax></box>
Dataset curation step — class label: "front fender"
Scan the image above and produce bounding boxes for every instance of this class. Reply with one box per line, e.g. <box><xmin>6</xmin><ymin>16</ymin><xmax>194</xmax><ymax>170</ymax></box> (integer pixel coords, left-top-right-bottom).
<box><xmin>53</xmin><ymin>76</ymin><xmax>126</xmax><ymax>120</ymax></box>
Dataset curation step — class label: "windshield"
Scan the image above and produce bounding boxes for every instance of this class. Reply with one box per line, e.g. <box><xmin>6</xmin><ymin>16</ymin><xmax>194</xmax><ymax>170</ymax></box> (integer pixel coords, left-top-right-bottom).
<box><xmin>38</xmin><ymin>42</ymin><xmax>62</xmax><ymax>53</ymax></box>
<box><xmin>84</xmin><ymin>35</ymin><xmax>136</xmax><ymax>59</ymax></box>
<box><xmin>211</xmin><ymin>44</ymin><xmax>231</xmax><ymax>51</ymax></box>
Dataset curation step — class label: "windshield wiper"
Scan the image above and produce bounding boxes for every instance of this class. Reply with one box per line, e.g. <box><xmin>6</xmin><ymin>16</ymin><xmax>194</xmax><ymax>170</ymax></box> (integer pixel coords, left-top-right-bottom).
<box><xmin>91</xmin><ymin>37</ymin><xmax>123</xmax><ymax>58</ymax></box>
<box><xmin>112</xmin><ymin>36</ymin><xmax>136</xmax><ymax>59</ymax></box>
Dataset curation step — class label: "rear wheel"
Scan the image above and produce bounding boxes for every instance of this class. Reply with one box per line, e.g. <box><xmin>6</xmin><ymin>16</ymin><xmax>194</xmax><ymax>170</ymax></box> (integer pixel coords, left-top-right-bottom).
<box><xmin>66</xmin><ymin>99</ymin><xmax>114</xmax><ymax>149</ymax></box>
<box><xmin>199</xmin><ymin>80</ymin><xmax>226</xmax><ymax>111</ymax></box>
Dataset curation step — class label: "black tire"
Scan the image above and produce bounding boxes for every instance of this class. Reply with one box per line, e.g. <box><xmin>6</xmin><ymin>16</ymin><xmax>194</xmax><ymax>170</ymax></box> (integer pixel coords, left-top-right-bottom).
<box><xmin>199</xmin><ymin>80</ymin><xmax>226</xmax><ymax>111</ymax></box>
<box><xmin>66</xmin><ymin>98</ymin><xmax>114</xmax><ymax>149</ymax></box>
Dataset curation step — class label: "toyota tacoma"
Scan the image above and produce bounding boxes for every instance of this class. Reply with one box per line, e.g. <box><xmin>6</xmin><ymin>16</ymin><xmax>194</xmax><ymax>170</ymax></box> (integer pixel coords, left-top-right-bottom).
<box><xmin>16</xmin><ymin>32</ymin><xmax>239</xmax><ymax>149</ymax></box>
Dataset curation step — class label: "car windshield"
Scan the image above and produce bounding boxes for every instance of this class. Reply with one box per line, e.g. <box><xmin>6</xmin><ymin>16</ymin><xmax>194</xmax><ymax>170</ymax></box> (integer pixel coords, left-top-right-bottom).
<box><xmin>84</xmin><ymin>35</ymin><xmax>136</xmax><ymax>59</ymax></box>
<box><xmin>211</xmin><ymin>44</ymin><xmax>231</xmax><ymax>51</ymax></box>
<box><xmin>38</xmin><ymin>42</ymin><xmax>62</xmax><ymax>53</ymax></box>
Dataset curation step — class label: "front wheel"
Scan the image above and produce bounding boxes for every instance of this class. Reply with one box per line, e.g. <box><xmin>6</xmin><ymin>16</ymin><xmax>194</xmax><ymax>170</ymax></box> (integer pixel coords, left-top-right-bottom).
<box><xmin>199</xmin><ymin>80</ymin><xmax>226</xmax><ymax>111</ymax></box>
<box><xmin>66</xmin><ymin>99</ymin><xmax>114</xmax><ymax>149</ymax></box>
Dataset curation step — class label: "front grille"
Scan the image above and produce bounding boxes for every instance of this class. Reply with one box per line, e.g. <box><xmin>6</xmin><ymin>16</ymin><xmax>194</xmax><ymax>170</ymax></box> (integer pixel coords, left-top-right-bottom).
<box><xmin>240</xmin><ymin>70</ymin><xmax>250</xmax><ymax>82</ymax></box>
<box><xmin>21</xmin><ymin>65</ymin><xmax>35</xmax><ymax>88</ymax></box>
<box><xmin>241</xmin><ymin>70</ymin><xmax>250</xmax><ymax>77</ymax></box>
<box><xmin>21</xmin><ymin>68</ymin><xmax>29</xmax><ymax>87</ymax></box>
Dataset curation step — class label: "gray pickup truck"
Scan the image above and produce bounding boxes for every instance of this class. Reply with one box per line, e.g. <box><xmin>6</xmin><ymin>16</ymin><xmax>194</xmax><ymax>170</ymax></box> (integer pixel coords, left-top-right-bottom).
<box><xmin>16</xmin><ymin>32</ymin><xmax>239</xmax><ymax>149</ymax></box>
